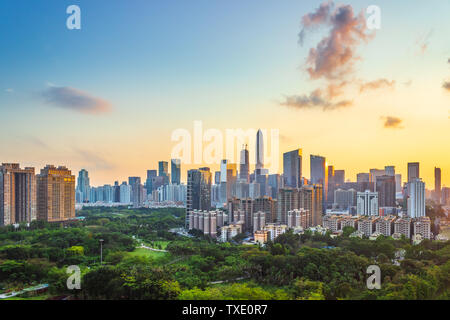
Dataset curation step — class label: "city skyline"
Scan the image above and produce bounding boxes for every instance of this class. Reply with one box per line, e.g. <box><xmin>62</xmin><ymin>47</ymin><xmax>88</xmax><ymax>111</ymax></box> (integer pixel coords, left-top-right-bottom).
<box><xmin>1</xmin><ymin>1</ymin><xmax>449</xmax><ymax>187</ymax></box>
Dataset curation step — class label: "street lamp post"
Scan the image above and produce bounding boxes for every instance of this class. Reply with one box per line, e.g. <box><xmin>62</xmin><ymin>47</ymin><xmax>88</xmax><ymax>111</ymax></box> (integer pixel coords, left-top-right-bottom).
<box><xmin>100</xmin><ymin>239</ymin><xmax>104</xmax><ymax>265</ymax></box>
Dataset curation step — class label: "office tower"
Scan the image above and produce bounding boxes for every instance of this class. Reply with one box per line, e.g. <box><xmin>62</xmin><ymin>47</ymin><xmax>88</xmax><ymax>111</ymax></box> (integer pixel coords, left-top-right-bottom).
<box><xmin>268</xmin><ymin>174</ymin><xmax>281</xmax><ymax>199</ymax></box>
<box><xmin>407</xmin><ymin>178</ymin><xmax>425</xmax><ymax>218</ymax></box>
<box><xmin>145</xmin><ymin>170</ymin><xmax>157</xmax><ymax>194</ymax></box>
<box><xmin>171</xmin><ymin>159</ymin><xmax>181</xmax><ymax>185</ymax></box>
<box><xmin>256</xmin><ymin>129</ymin><xmax>264</xmax><ymax>170</ymax></box>
<box><xmin>327</xmin><ymin>165</ymin><xmax>335</xmax><ymax>206</ymax></box>
<box><xmin>36</xmin><ymin>165</ymin><xmax>75</xmax><ymax>222</ymax></box>
<box><xmin>249</xmin><ymin>182</ymin><xmax>261</xmax><ymax>199</ymax></box>
<box><xmin>255</xmin><ymin>171</ymin><xmax>268</xmax><ymax>197</ymax></box>
<box><xmin>434</xmin><ymin>167</ymin><xmax>441</xmax><ymax>203</ymax></box>
<box><xmin>357</xmin><ymin>173</ymin><xmax>373</xmax><ymax>192</ymax></box>
<box><xmin>310</xmin><ymin>155</ymin><xmax>327</xmax><ymax>208</ymax></box>
<box><xmin>158</xmin><ymin>161</ymin><xmax>169</xmax><ymax>185</ymax></box>
<box><xmin>334</xmin><ymin>188</ymin><xmax>357</xmax><ymax>210</ymax></box>
<box><xmin>395</xmin><ymin>174</ymin><xmax>402</xmax><ymax>193</ymax></box>
<box><xmin>370</xmin><ymin>168</ymin><xmax>385</xmax><ymax>185</ymax></box>
<box><xmin>239</xmin><ymin>145</ymin><xmax>249</xmax><ymax>182</ymax></box>
<box><xmin>234</xmin><ymin>180</ymin><xmax>249</xmax><ymax>199</ymax></box>
<box><xmin>219</xmin><ymin>160</ymin><xmax>228</xmax><ymax>203</ymax></box>
<box><xmin>385</xmin><ymin>166</ymin><xmax>395</xmax><ymax>176</ymax></box>
<box><xmin>357</xmin><ymin>190</ymin><xmax>379</xmax><ymax>216</ymax></box>
<box><xmin>0</xmin><ymin>164</ymin><xmax>36</xmax><ymax>226</ymax></box>
<box><xmin>334</xmin><ymin>170</ymin><xmax>345</xmax><ymax>187</ymax></box>
<box><xmin>283</xmin><ymin>149</ymin><xmax>302</xmax><ymax>188</ymax></box>
<box><xmin>226</xmin><ymin>163</ymin><xmax>237</xmax><ymax>200</ymax></box>
<box><xmin>310</xmin><ymin>155</ymin><xmax>326</xmax><ymax>186</ymax></box>
<box><xmin>214</xmin><ymin>171</ymin><xmax>221</xmax><ymax>185</ymax></box>
<box><xmin>76</xmin><ymin>169</ymin><xmax>90</xmax><ymax>203</ymax></box>
<box><xmin>186</xmin><ymin>167</ymin><xmax>212</xmax><ymax>227</ymax></box>
<box><xmin>376</xmin><ymin>175</ymin><xmax>396</xmax><ymax>208</ymax></box>
<box><xmin>112</xmin><ymin>181</ymin><xmax>120</xmax><ymax>203</ymax></box>
<box><xmin>119</xmin><ymin>182</ymin><xmax>131</xmax><ymax>204</ymax></box>
<box><xmin>407</xmin><ymin>162</ymin><xmax>420</xmax><ymax>182</ymax></box>
<box><xmin>128</xmin><ymin>177</ymin><xmax>143</xmax><ymax>208</ymax></box>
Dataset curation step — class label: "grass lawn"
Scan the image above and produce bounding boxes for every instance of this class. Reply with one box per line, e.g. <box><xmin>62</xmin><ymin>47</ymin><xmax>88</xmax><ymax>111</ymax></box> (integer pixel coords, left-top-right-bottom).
<box><xmin>144</xmin><ymin>241</ymin><xmax>169</xmax><ymax>250</ymax></box>
<box><xmin>128</xmin><ymin>247</ymin><xmax>167</xmax><ymax>259</ymax></box>
<box><xmin>4</xmin><ymin>293</ymin><xmax>50</xmax><ymax>300</ymax></box>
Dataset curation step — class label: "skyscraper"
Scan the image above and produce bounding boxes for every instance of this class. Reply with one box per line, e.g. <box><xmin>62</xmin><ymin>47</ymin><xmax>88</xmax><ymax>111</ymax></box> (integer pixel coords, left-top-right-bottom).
<box><xmin>159</xmin><ymin>161</ymin><xmax>169</xmax><ymax>185</ymax></box>
<box><xmin>334</xmin><ymin>170</ymin><xmax>345</xmax><ymax>187</ymax></box>
<box><xmin>239</xmin><ymin>145</ymin><xmax>249</xmax><ymax>182</ymax></box>
<box><xmin>376</xmin><ymin>175</ymin><xmax>396</xmax><ymax>208</ymax></box>
<box><xmin>434</xmin><ymin>167</ymin><xmax>441</xmax><ymax>203</ymax></box>
<box><xmin>310</xmin><ymin>155</ymin><xmax>327</xmax><ymax>206</ymax></box>
<box><xmin>327</xmin><ymin>165</ymin><xmax>335</xmax><ymax>206</ymax></box>
<box><xmin>36</xmin><ymin>165</ymin><xmax>75</xmax><ymax>222</ymax></box>
<box><xmin>385</xmin><ymin>166</ymin><xmax>395</xmax><ymax>176</ymax></box>
<box><xmin>407</xmin><ymin>178</ymin><xmax>425</xmax><ymax>218</ymax></box>
<box><xmin>186</xmin><ymin>167</ymin><xmax>212</xmax><ymax>227</ymax></box>
<box><xmin>0</xmin><ymin>163</ymin><xmax>36</xmax><ymax>226</ymax></box>
<box><xmin>128</xmin><ymin>176</ymin><xmax>143</xmax><ymax>208</ymax></box>
<box><xmin>283</xmin><ymin>149</ymin><xmax>302</xmax><ymax>188</ymax></box>
<box><xmin>145</xmin><ymin>170</ymin><xmax>157</xmax><ymax>194</ymax></box>
<box><xmin>171</xmin><ymin>159</ymin><xmax>181</xmax><ymax>185</ymax></box>
<box><xmin>256</xmin><ymin>129</ymin><xmax>264</xmax><ymax>170</ymax></box>
<box><xmin>407</xmin><ymin>162</ymin><xmax>420</xmax><ymax>182</ymax></box>
<box><xmin>76</xmin><ymin>169</ymin><xmax>90</xmax><ymax>203</ymax></box>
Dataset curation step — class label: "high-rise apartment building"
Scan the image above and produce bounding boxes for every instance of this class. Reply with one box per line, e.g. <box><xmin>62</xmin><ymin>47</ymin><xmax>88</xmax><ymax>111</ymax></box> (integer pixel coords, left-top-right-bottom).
<box><xmin>407</xmin><ymin>178</ymin><xmax>425</xmax><ymax>218</ymax></box>
<box><xmin>283</xmin><ymin>149</ymin><xmax>302</xmax><ymax>188</ymax></box>
<box><xmin>0</xmin><ymin>163</ymin><xmax>36</xmax><ymax>226</ymax></box>
<box><xmin>36</xmin><ymin>165</ymin><xmax>75</xmax><ymax>222</ymax></box>
<box><xmin>357</xmin><ymin>190</ymin><xmax>379</xmax><ymax>216</ymax></box>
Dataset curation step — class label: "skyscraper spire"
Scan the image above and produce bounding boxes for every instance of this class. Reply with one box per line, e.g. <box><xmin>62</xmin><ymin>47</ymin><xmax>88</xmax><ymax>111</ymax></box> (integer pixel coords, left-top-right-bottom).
<box><xmin>256</xmin><ymin>129</ymin><xmax>264</xmax><ymax>170</ymax></box>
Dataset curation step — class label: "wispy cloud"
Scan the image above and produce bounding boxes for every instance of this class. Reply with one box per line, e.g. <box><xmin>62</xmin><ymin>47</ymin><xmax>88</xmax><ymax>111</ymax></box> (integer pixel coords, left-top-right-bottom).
<box><xmin>281</xmin><ymin>89</ymin><xmax>352</xmax><ymax>111</ymax></box>
<box><xmin>74</xmin><ymin>148</ymin><xmax>115</xmax><ymax>171</ymax></box>
<box><xmin>381</xmin><ymin>116</ymin><xmax>404</xmax><ymax>129</ymax></box>
<box><xmin>359</xmin><ymin>79</ymin><xmax>396</xmax><ymax>93</ymax></box>
<box><xmin>443</xmin><ymin>81</ymin><xmax>450</xmax><ymax>92</ymax></box>
<box><xmin>41</xmin><ymin>86</ymin><xmax>112</xmax><ymax>114</ymax></box>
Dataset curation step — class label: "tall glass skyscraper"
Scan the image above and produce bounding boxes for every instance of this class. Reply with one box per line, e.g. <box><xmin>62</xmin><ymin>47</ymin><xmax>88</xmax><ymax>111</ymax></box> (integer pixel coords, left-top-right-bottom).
<box><xmin>239</xmin><ymin>145</ymin><xmax>249</xmax><ymax>182</ymax></box>
<box><xmin>256</xmin><ymin>129</ymin><xmax>264</xmax><ymax>170</ymax></box>
<box><xmin>171</xmin><ymin>159</ymin><xmax>181</xmax><ymax>185</ymax></box>
<box><xmin>76</xmin><ymin>169</ymin><xmax>90</xmax><ymax>203</ymax></box>
<box><xmin>283</xmin><ymin>149</ymin><xmax>302</xmax><ymax>188</ymax></box>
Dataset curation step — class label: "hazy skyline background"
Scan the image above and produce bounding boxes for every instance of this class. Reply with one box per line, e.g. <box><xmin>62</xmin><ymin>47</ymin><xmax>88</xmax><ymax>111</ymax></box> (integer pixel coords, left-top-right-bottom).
<box><xmin>0</xmin><ymin>0</ymin><xmax>449</xmax><ymax>187</ymax></box>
